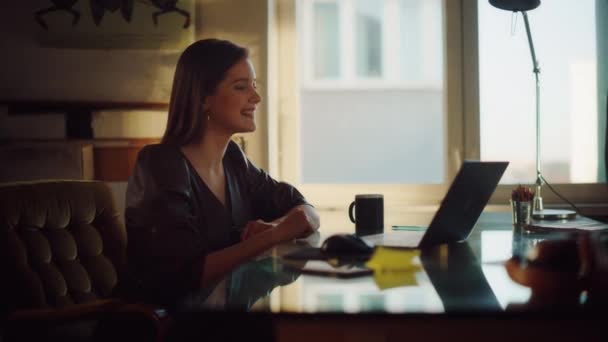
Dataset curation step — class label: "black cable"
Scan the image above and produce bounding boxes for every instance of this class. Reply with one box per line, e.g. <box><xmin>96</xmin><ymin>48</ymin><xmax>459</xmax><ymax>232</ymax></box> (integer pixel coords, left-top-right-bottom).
<box><xmin>539</xmin><ymin>174</ymin><xmax>581</xmax><ymax>214</ymax></box>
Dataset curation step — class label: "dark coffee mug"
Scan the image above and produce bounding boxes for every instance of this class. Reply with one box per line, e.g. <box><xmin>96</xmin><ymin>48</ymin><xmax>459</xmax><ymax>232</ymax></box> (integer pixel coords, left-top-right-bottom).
<box><xmin>348</xmin><ymin>194</ymin><xmax>384</xmax><ymax>236</ymax></box>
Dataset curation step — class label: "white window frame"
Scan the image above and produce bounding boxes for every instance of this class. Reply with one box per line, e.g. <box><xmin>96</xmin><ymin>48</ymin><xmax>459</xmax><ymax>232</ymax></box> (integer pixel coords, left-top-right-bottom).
<box><xmin>301</xmin><ymin>0</ymin><xmax>443</xmax><ymax>91</ymax></box>
<box><xmin>461</xmin><ymin>0</ymin><xmax>608</xmax><ymax>207</ymax></box>
<box><xmin>275</xmin><ymin>0</ymin><xmax>463</xmax><ymax>210</ymax></box>
<box><xmin>272</xmin><ymin>0</ymin><xmax>608</xmax><ymax>212</ymax></box>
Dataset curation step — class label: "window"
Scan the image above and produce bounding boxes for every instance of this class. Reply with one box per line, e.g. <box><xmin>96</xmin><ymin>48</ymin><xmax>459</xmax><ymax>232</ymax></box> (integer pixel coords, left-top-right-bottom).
<box><xmin>301</xmin><ymin>0</ymin><xmax>443</xmax><ymax>87</ymax></box>
<box><xmin>478</xmin><ymin>0</ymin><xmax>602</xmax><ymax>184</ymax></box>
<box><xmin>355</xmin><ymin>0</ymin><xmax>383</xmax><ymax>78</ymax></box>
<box><xmin>297</xmin><ymin>0</ymin><xmax>447</xmax><ymax>185</ymax></box>
<box><xmin>312</xmin><ymin>2</ymin><xmax>340</xmax><ymax>79</ymax></box>
<box><xmin>274</xmin><ymin>0</ymin><xmax>607</xmax><ymax>209</ymax></box>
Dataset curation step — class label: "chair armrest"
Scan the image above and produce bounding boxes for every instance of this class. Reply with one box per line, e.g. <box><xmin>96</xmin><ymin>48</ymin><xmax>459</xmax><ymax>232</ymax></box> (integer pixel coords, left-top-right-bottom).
<box><xmin>7</xmin><ymin>299</ymin><xmax>123</xmax><ymax>323</ymax></box>
<box><xmin>98</xmin><ymin>303</ymin><xmax>171</xmax><ymax>342</ymax></box>
<box><xmin>115</xmin><ymin>302</ymin><xmax>169</xmax><ymax>324</ymax></box>
<box><xmin>7</xmin><ymin>300</ymin><xmax>170</xmax><ymax>342</ymax></box>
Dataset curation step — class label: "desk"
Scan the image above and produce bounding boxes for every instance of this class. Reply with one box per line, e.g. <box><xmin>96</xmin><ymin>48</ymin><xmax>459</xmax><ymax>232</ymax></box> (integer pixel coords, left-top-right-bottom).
<box><xmin>170</xmin><ymin>212</ymin><xmax>606</xmax><ymax>341</ymax></box>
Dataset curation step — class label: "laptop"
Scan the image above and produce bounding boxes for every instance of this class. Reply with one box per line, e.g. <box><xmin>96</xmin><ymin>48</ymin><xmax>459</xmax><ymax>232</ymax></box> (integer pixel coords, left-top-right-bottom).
<box><xmin>361</xmin><ymin>161</ymin><xmax>508</xmax><ymax>248</ymax></box>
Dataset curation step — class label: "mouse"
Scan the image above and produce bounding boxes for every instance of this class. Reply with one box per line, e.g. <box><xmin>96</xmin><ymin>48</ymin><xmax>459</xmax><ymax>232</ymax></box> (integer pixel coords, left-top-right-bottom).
<box><xmin>321</xmin><ymin>234</ymin><xmax>374</xmax><ymax>255</ymax></box>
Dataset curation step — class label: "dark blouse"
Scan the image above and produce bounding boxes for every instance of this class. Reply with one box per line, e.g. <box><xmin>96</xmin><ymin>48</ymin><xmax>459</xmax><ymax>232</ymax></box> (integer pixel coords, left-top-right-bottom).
<box><xmin>123</xmin><ymin>141</ymin><xmax>308</xmax><ymax>306</ymax></box>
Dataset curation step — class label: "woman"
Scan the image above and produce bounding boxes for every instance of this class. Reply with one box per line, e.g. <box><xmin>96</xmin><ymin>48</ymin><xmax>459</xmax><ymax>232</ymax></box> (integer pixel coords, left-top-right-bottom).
<box><xmin>124</xmin><ymin>39</ymin><xmax>320</xmax><ymax>306</ymax></box>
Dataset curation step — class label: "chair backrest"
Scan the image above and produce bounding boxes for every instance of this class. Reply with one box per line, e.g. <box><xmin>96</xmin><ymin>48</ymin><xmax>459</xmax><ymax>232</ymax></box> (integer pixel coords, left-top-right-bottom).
<box><xmin>0</xmin><ymin>180</ymin><xmax>127</xmax><ymax>315</ymax></box>
<box><xmin>0</xmin><ymin>142</ymin><xmax>94</xmax><ymax>182</ymax></box>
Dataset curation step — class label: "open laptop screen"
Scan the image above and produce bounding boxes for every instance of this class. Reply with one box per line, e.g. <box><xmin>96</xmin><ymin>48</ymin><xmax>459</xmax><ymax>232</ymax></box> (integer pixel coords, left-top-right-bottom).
<box><xmin>419</xmin><ymin>161</ymin><xmax>508</xmax><ymax>247</ymax></box>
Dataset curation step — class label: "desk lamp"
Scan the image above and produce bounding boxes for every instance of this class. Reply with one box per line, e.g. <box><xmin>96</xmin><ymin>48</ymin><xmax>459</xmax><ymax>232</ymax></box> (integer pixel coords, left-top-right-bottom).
<box><xmin>489</xmin><ymin>0</ymin><xmax>576</xmax><ymax>220</ymax></box>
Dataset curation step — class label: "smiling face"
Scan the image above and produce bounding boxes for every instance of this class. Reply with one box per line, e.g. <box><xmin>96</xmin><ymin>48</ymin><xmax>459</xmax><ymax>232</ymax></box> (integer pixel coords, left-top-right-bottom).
<box><xmin>204</xmin><ymin>58</ymin><xmax>261</xmax><ymax>135</ymax></box>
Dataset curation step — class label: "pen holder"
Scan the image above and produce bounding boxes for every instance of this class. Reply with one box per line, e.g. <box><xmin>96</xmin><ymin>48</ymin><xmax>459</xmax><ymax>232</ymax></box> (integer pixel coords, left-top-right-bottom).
<box><xmin>511</xmin><ymin>200</ymin><xmax>532</xmax><ymax>225</ymax></box>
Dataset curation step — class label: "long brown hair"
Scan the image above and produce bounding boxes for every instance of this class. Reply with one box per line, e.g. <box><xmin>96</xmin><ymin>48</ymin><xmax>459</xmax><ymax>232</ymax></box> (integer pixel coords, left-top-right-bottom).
<box><xmin>161</xmin><ymin>39</ymin><xmax>248</xmax><ymax>146</ymax></box>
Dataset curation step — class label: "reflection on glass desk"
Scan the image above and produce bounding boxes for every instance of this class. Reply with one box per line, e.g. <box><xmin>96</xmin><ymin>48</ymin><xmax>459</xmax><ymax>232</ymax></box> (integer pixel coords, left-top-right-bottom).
<box><xmin>178</xmin><ymin>212</ymin><xmax>605</xmax><ymax>315</ymax></box>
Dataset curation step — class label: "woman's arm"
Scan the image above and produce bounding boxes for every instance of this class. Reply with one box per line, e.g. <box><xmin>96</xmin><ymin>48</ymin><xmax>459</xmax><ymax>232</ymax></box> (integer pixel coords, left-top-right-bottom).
<box><xmin>240</xmin><ymin>204</ymin><xmax>320</xmax><ymax>240</ymax></box>
<box><xmin>201</xmin><ymin>207</ymin><xmax>313</xmax><ymax>285</ymax></box>
<box><xmin>273</xmin><ymin>204</ymin><xmax>320</xmax><ymax>234</ymax></box>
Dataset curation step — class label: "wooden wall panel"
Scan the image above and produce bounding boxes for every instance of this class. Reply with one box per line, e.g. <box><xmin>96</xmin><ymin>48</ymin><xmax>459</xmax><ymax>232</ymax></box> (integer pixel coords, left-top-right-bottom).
<box><xmin>93</xmin><ymin>138</ymin><xmax>160</xmax><ymax>182</ymax></box>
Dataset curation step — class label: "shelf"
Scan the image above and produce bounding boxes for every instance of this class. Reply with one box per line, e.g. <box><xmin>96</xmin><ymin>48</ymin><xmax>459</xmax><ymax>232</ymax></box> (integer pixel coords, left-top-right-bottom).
<box><xmin>1</xmin><ymin>100</ymin><xmax>168</xmax><ymax>114</ymax></box>
<box><xmin>1</xmin><ymin>100</ymin><xmax>169</xmax><ymax>139</ymax></box>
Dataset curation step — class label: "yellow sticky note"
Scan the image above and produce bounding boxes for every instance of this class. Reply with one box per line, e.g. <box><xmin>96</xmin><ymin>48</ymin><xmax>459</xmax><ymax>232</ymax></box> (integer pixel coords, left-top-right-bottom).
<box><xmin>365</xmin><ymin>247</ymin><xmax>422</xmax><ymax>290</ymax></box>
<box><xmin>372</xmin><ymin>269</ymin><xmax>420</xmax><ymax>290</ymax></box>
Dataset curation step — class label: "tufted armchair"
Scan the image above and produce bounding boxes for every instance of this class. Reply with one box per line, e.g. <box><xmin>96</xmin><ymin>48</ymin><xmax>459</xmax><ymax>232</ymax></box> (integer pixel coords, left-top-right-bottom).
<box><xmin>0</xmin><ymin>180</ymin><xmax>167</xmax><ymax>341</ymax></box>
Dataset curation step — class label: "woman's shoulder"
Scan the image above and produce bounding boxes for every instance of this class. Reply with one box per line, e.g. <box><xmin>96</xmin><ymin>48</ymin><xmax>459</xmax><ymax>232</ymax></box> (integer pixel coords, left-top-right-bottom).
<box><xmin>139</xmin><ymin>143</ymin><xmax>181</xmax><ymax>159</ymax></box>
<box><xmin>133</xmin><ymin>143</ymin><xmax>190</xmax><ymax>190</ymax></box>
<box><xmin>137</xmin><ymin>143</ymin><xmax>186</xmax><ymax>167</ymax></box>
<box><xmin>225</xmin><ymin>140</ymin><xmax>249</xmax><ymax>168</ymax></box>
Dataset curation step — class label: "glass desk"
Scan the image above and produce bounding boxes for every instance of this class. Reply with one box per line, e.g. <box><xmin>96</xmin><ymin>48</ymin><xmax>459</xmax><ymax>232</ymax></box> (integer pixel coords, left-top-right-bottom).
<box><xmin>170</xmin><ymin>212</ymin><xmax>606</xmax><ymax>341</ymax></box>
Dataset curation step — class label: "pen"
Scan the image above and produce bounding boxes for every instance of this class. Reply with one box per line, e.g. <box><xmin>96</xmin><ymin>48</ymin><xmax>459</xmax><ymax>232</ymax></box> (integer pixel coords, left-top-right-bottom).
<box><xmin>391</xmin><ymin>225</ymin><xmax>426</xmax><ymax>231</ymax></box>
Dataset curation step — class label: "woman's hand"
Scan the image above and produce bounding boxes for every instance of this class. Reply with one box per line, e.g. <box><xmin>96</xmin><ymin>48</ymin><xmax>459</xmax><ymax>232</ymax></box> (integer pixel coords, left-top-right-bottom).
<box><xmin>272</xmin><ymin>207</ymin><xmax>317</xmax><ymax>243</ymax></box>
<box><xmin>241</xmin><ymin>220</ymin><xmax>276</xmax><ymax>241</ymax></box>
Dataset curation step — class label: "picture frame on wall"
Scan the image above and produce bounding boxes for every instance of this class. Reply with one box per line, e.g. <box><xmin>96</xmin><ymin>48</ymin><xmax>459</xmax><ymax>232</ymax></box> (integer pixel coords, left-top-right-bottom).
<box><xmin>0</xmin><ymin>1</ymin><xmax>196</xmax><ymax>104</ymax></box>
<box><xmin>33</xmin><ymin>0</ymin><xmax>195</xmax><ymax>50</ymax></box>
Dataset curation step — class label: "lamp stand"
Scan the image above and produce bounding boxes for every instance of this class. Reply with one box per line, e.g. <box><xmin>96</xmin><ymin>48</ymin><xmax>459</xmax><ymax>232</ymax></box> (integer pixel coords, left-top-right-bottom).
<box><xmin>521</xmin><ymin>11</ymin><xmax>576</xmax><ymax>220</ymax></box>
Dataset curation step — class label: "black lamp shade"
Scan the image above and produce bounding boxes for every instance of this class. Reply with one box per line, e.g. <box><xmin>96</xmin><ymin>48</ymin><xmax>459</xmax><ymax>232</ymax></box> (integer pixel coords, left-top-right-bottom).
<box><xmin>489</xmin><ymin>0</ymin><xmax>540</xmax><ymax>11</ymax></box>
